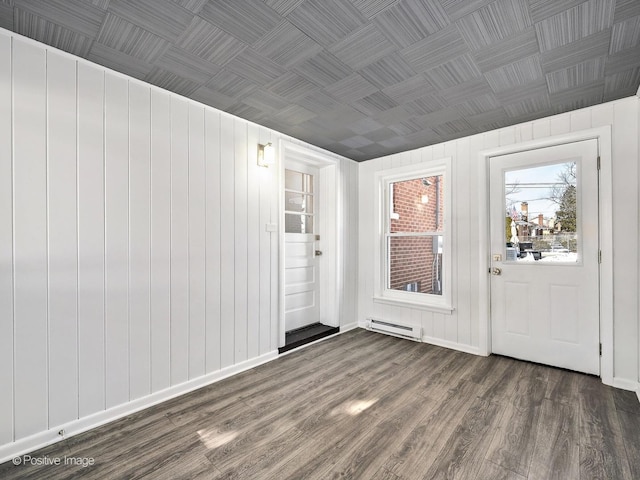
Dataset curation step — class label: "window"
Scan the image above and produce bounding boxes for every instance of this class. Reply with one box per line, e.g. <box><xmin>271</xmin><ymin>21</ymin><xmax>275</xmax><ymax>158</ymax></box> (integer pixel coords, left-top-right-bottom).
<box><xmin>374</xmin><ymin>159</ymin><xmax>452</xmax><ymax>312</ymax></box>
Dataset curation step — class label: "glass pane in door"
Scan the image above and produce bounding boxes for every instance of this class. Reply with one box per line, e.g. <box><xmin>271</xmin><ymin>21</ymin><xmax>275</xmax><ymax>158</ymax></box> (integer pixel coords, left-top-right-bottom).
<box><xmin>504</xmin><ymin>161</ymin><xmax>579</xmax><ymax>263</ymax></box>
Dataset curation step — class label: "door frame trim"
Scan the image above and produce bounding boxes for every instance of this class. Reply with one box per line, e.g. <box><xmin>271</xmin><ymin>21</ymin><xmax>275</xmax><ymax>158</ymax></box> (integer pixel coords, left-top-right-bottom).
<box><xmin>477</xmin><ymin>126</ymin><xmax>613</xmax><ymax>386</ymax></box>
<box><xmin>278</xmin><ymin>141</ymin><xmax>341</xmax><ymax>348</ymax></box>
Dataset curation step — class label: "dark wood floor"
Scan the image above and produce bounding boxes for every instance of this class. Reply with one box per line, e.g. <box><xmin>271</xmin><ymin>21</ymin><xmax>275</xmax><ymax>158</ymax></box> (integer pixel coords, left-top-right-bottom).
<box><xmin>2</xmin><ymin>329</ymin><xmax>639</xmax><ymax>479</ymax></box>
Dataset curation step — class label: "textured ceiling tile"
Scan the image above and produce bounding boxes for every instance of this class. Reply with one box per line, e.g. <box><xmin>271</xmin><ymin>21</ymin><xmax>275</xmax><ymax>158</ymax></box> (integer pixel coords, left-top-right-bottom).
<box><xmin>439</xmin><ymin>0</ymin><xmax>493</xmax><ymax>22</ymax></box>
<box><xmin>382</xmin><ymin>73</ymin><xmax>435</xmax><ymax>103</ymax></box>
<box><xmin>456</xmin><ymin>0</ymin><xmax>532</xmax><ymax>49</ymax></box>
<box><xmin>374</xmin><ymin>104</ymin><xmax>414</xmax><ymax>124</ymax></box>
<box><xmin>287</xmin><ymin>0</ymin><xmax>367</xmax><ymax>46</ymax></box>
<box><xmin>13</xmin><ymin>8</ymin><xmax>94</xmax><ymax>57</ymax></box>
<box><xmin>528</xmin><ymin>0</ymin><xmax>585</xmax><ymax>23</ymax></box>
<box><xmin>535</xmin><ymin>0</ymin><xmax>614</xmax><ymax>52</ymax></box>
<box><xmin>264</xmin><ymin>0</ymin><xmax>305</xmax><ymax>16</ymax></box>
<box><xmin>363</xmin><ymin>126</ymin><xmax>397</xmax><ymax>142</ymax></box>
<box><xmin>494</xmin><ymin>78</ymin><xmax>548</xmax><ymax>104</ymax></box>
<box><xmin>373</xmin><ymin>0</ymin><xmax>449</xmax><ymax>48</ymax></box>
<box><xmin>272</xmin><ymin>104</ymin><xmax>317</xmax><ymax>125</ymax></box>
<box><xmin>145</xmin><ymin>67</ymin><xmax>202</xmax><ymax>96</ymax></box>
<box><xmin>207</xmin><ymin>70</ymin><xmax>258</xmax><ymax>98</ymax></box>
<box><xmin>609</xmin><ymin>16</ymin><xmax>640</xmax><ymax>55</ymax></box>
<box><xmin>465</xmin><ymin>106</ymin><xmax>509</xmax><ymax>126</ymax></box>
<box><xmin>484</xmin><ymin>54</ymin><xmax>543</xmax><ymax>92</ymax></box>
<box><xmin>198</xmin><ymin>0</ymin><xmax>282</xmax><ymax>45</ymax></box>
<box><xmin>431</xmin><ymin>118</ymin><xmax>474</xmax><ymax>136</ymax></box>
<box><xmin>453</xmin><ymin>92</ymin><xmax>500</xmax><ymax>115</ymax></box>
<box><xmin>226</xmin><ymin>48</ymin><xmax>287</xmax><ymax>85</ymax></box>
<box><xmin>424</xmin><ymin>53</ymin><xmax>482</xmax><ymax>89</ymax></box>
<box><xmin>472</xmin><ymin>27</ymin><xmax>538</xmax><ymax>72</ymax></box>
<box><xmin>189</xmin><ymin>84</ymin><xmax>236</xmax><ymax>110</ymax></box>
<box><xmin>0</xmin><ymin>2</ymin><xmax>13</xmax><ymax>30</ymax></box>
<box><xmin>503</xmin><ymin>93</ymin><xmax>552</xmax><ymax>117</ymax></box>
<box><xmin>350</xmin><ymin>0</ymin><xmax>397</xmax><ymax>19</ymax></box>
<box><xmin>545</xmin><ymin>56</ymin><xmax>606</xmax><ymax>94</ymax></box>
<box><xmin>292</xmin><ymin>50</ymin><xmax>353</xmax><ymax>87</ymax></box>
<box><xmin>266</xmin><ymin>72</ymin><xmax>319</xmax><ymax>101</ymax></box>
<box><xmin>540</xmin><ymin>28</ymin><xmax>611</xmax><ymax>73</ymax></box>
<box><xmin>604</xmin><ymin>67</ymin><xmax>640</xmax><ymax>99</ymax></box>
<box><xmin>108</xmin><ymin>0</ymin><xmax>193</xmax><ymax>42</ymax></box>
<box><xmin>438</xmin><ymin>77</ymin><xmax>493</xmax><ymax>105</ymax></box>
<box><xmin>225</xmin><ymin>102</ymin><xmax>266</xmax><ymax>122</ymax></box>
<box><xmin>359</xmin><ymin>53</ymin><xmax>417</xmax><ymax>89</ymax></box>
<box><xmin>296</xmin><ymin>89</ymin><xmax>344</xmax><ymax>114</ymax></box>
<box><xmin>318</xmin><ymin>104</ymin><xmax>366</xmax><ymax>124</ymax></box>
<box><xmin>253</xmin><ymin>21</ymin><xmax>322</xmax><ymax>68</ymax></box>
<box><xmin>340</xmin><ymin>135</ymin><xmax>375</xmax><ymax>148</ymax></box>
<box><xmin>329</xmin><ymin>23</ymin><xmax>396</xmax><ymax>70</ymax></box>
<box><xmin>402</xmin><ymin>93</ymin><xmax>445</xmax><ymax>115</ymax></box>
<box><xmin>400</xmin><ymin>24</ymin><xmax>468</xmax><ymax>71</ymax></box>
<box><xmin>413</xmin><ymin>106</ymin><xmax>461</xmax><ymax>127</ymax></box>
<box><xmin>347</xmin><ymin>116</ymin><xmax>384</xmax><ymax>134</ymax></box>
<box><xmin>242</xmin><ymin>88</ymin><xmax>290</xmax><ymax>113</ymax></box>
<box><xmin>14</xmin><ymin>0</ymin><xmax>105</xmax><ymax>36</ymax></box>
<box><xmin>89</xmin><ymin>0</ymin><xmax>110</xmax><ymax>9</ymax></box>
<box><xmin>176</xmin><ymin>17</ymin><xmax>247</xmax><ymax>65</ymax></box>
<box><xmin>352</xmin><ymin>91</ymin><xmax>399</xmax><ymax>115</ymax></box>
<box><xmin>606</xmin><ymin>44</ymin><xmax>640</xmax><ymax>75</ymax></box>
<box><xmin>614</xmin><ymin>0</ymin><xmax>640</xmax><ymax>24</ymax></box>
<box><xmin>96</xmin><ymin>13</ymin><xmax>171</xmax><ymax>63</ymax></box>
<box><xmin>154</xmin><ymin>45</ymin><xmax>219</xmax><ymax>84</ymax></box>
<box><xmin>550</xmin><ymin>81</ymin><xmax>604</xmax><ymax>113</ymax></box>
<box><xmin>88</xmin><ymin>42</ymin><xmax>154</xmax><ymax>79</ymax></box>
<box><xmin>389</xmin><ymin>119</ymin><xmax>423</xmax><ymax>135</ymax></box>
<box><xmin>324</xmin><ymin>73</ymin><xmax>378</xmax><ymax>102</ymax></box>
<box><xmin>172</xmin><ymin>0</ymin><xmax>208</xmax><ymax>13</ymax></box>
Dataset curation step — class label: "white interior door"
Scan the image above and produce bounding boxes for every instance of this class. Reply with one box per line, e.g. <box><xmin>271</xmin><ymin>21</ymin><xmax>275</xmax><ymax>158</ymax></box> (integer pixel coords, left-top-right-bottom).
<box><xmin>489</xmin><ymin>139</ymin><xmax>600</xmax><ymax>375</ymax></box>
<box><xmin>284</xmin><ymin>162</ymin><xmax>320</xmax><ymax>331</ymax></box>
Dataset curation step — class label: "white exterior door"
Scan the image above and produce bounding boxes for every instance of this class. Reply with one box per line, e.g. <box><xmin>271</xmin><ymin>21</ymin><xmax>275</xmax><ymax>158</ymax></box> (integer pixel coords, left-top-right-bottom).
<box><xmin>284</xmin><ymin>162</ymin><xmax>320</xmax><ymax>331</ymax></box>
<box><xmin>489</xmin><ymin>139</ymin><xmax>600</xmax><ymax>375</ymax></box>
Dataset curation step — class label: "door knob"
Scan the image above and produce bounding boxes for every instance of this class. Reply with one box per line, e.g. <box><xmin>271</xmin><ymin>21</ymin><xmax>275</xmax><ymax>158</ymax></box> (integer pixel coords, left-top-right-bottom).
<box><xmin>491</xmin><ymin>267</ymin><xmax>502</xmax><ymax>276</ymax></box>
<box><xmin>315</xmin><ymin>250</ymin><xmax>323</xmax><ymax>256</ymax></box>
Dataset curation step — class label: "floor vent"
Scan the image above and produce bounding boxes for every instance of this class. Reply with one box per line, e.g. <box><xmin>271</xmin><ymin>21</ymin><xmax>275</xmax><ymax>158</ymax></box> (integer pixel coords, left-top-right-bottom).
<box><xmin>367</xmin><ymin>318</ymin><xmax>422</xmax><ymax>341</ymax></box>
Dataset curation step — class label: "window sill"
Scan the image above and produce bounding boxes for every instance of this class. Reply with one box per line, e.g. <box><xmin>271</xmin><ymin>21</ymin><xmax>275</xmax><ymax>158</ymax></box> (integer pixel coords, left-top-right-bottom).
<box><xmin>373</xmin><ymin>295</ymin><xmax>455</xmax><ymax>314</ymax></box>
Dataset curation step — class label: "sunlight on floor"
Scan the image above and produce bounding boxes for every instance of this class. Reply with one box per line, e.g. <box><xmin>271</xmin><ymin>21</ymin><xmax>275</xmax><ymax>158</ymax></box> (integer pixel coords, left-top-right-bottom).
<box><xmin>330</xmin><ymin>399</ymin><xmax>378</xmax><ymax>416</ymax></box>
<box><xmin>197</xmin><ymin>428</ymin><xmax>239</xmax><ymax>450</ymax></box>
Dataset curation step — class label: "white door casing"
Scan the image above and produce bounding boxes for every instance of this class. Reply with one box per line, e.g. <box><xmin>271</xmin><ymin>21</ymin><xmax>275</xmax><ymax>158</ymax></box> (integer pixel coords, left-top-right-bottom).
<box><xmin>284</xmin><ymin>162</ymin><xmax>320</xmax><ymax>331</ymax></box>
<box><xmin>489</xmin><ymin>139</ymin><xmax>600</xmax><ymax>375</ymax></box>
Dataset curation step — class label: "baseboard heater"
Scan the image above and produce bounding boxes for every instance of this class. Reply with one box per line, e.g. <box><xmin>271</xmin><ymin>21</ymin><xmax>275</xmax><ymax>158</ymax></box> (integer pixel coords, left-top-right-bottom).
<box><xmin>367</xmin><ymin>318</ymin><xmax>422</xmax><ymax>342</ymax></box>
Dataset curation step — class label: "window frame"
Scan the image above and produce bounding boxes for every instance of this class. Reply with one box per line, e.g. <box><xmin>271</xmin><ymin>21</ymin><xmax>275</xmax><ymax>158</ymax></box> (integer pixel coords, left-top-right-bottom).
<box><xmin>373</xmin><ymin>158</ymin><xmax>454</xmax><ymax>313</ymax></box>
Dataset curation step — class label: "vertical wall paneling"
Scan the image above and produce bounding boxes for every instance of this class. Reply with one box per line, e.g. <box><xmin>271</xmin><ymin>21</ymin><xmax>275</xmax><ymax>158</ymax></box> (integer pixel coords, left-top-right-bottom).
<box><xmin>247</xmin><ymin>124</ymin><xmax>260</xmax><ymax>359</ymax></box>
<box><xmin>47</xmin><ymin>50</ymin><xmax>79</xmax><ymax>427</ymax></box>
<box><xmin>258</xmin><ymin>128</ymin><xmax>271</xmax><ymax>355</ymax></box>
<box><xmin>188</xmin><ymin>103</ymin><xmax>206</xmax><ymax>379</ymax></box>
<box><xmin>204</xmin><ymin>108</ymin><xmax>221</xmax><ymax>373</ymax></box>
<box><xmin>234</xmin><ymin>119</ymin><xmax>248</xmax><ymax>362</ymax></box>
<box><xmin>612</xmin><ymin>100</ymin><xmax>639</xmax><ymax>382</ymax></box>
<box><xmin>219</xmin><ymin>115</ymin><xmax>235</xmax><ymax>367</ymax></box>
<box><xmin>104</xmin><ymin>73</ymin><xmax>129</xmax><ymax>408</ymax></box>
<box><xmin>170</xmin><ymin>96</ymin><xmax>189</xmax><ymax>385</ymax></box>
<box><xmin>129</xmin><ymin>82</ymin><xmax>151</xmax><ymax>399</ymax></box>
<box><xmin>150</xmin><ymin>89</ymin><xmax>172</xmax><ymax>392</ymax></box>
<box><xmin>12</xmin><ymin>39</ymin><xmax>48</xmax><ymax>439</ymax></box>
<box><xmin>0</xmin><ymin>32</ymin><xmax>13</xmax><ymax>444</ymax></box>
<box><xmin>77</xmin><ymin>62</ymin><xmax>106</xmax><ymax>417</ymax></box>
<box><xmin>270</xmin><ymin>133</ymin><xmax>280</xmax><ymax>350</ymax></box>
<box><xmin>444</xmin><ymin>142</ymin><xmax>457</xmax><ymax>343</ymax></box>
<box><xmin>456</xmin><ymin>137</ymin><xmax>471</xmax><ymax>346</ymax></box>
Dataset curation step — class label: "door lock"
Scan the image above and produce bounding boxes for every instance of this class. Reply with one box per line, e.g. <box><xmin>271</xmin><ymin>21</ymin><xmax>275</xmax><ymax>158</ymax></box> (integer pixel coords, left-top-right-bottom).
<box><xmin>315</xmin><ymin>250</ymin><xmax>323</xmax><ymax>256</ymax></box>
<box><xmin>491</xmin><ymin>267</ymin><xmax>502</xmax><ymax>276</ymax></box>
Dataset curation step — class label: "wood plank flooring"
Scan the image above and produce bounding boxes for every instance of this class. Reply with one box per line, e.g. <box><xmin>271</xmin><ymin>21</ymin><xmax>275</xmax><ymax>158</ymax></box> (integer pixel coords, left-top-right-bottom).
<box><xmin>1</xmin><ymin>329</ymin><xmax>639</xmax><ymax>479</ymax></box>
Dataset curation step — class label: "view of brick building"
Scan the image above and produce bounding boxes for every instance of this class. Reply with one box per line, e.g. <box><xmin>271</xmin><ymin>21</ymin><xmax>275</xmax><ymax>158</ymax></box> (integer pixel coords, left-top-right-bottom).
<box><xmin>389</xmin><ymin>175</ymin><xmax>444</xmax><ymax>295</ymax></box>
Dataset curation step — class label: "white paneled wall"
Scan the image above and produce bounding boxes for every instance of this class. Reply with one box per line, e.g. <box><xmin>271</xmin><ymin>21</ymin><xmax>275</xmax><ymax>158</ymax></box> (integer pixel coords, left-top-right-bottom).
<box><xmin>0</xmin><ymin>32</ymin><xmax>358</xmax><ymax>460</ymax></box>
<box><xmin>359</xmin><ymin>96</ymin><xmax>640</xmax><ymax>387</ymax></box>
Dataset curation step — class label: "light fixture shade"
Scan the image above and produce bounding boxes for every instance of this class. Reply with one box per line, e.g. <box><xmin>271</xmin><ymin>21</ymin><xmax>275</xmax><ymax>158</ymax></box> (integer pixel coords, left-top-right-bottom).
<box><xmin>258</xmin><ymin>142</ymin><xmax>275</xmax><ymax>167</ymax></box>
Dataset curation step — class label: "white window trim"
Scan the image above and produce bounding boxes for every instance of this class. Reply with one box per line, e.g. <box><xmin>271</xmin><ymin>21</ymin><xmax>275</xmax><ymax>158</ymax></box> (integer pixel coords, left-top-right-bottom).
<box><xmin>373</xmin><ymin>158</ymin><xmax>454</xmax><ymax>313</ymax></box>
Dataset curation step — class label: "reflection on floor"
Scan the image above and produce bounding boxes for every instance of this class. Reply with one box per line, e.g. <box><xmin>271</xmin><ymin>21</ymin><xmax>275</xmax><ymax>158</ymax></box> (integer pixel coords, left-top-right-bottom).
<box><xmin>279</xmin><ymin>323</ymin><xmax>340</xmax><ymax>354</ymax></box>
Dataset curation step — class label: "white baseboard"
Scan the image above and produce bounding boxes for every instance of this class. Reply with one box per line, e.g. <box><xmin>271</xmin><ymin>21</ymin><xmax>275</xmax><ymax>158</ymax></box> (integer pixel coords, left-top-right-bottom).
<box><xmin>340</xmin><ymin>322</ymin><xmax>359</xmax><ymax>332</ymax></box>
<box><xmin>421</xmin><ymin>335</ymin><xmax>483</xmax><ymax>356</ymax></box>
<box><xmin>0</xmin><ymin>350</ymin><xmax>278</xmax><ymax>465</ymax></box>
<box><xmin>612</xmin><ymin>377</ymin><xmax>640</xmax><ymax>393</ymax></box>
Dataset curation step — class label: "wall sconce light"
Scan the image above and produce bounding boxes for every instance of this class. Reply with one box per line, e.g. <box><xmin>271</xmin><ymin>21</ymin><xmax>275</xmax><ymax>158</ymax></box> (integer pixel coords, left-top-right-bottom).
<box><xmin>257</xmin><ymin>143</ymin><xmax>275</xmax><ymax>167</ymax></box>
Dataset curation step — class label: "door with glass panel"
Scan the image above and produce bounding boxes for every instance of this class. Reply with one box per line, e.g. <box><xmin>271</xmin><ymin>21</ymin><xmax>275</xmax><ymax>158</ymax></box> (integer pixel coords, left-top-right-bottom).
<box><xmin>490</xmin><ymin>139</ymin><xmax>600</xmax><ymax>375</ymax></box>
<box><xmin>284</xmin><ymin>162</ymin><xmax>320</xmax><ymax>331</ymax></box>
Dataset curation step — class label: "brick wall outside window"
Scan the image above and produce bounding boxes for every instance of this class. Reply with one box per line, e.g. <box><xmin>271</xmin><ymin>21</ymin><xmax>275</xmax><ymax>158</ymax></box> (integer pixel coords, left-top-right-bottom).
<box><xmin>389</xmin><ymin>176</ymin><xmax>444</xmax><ymax>295</ymax></box>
